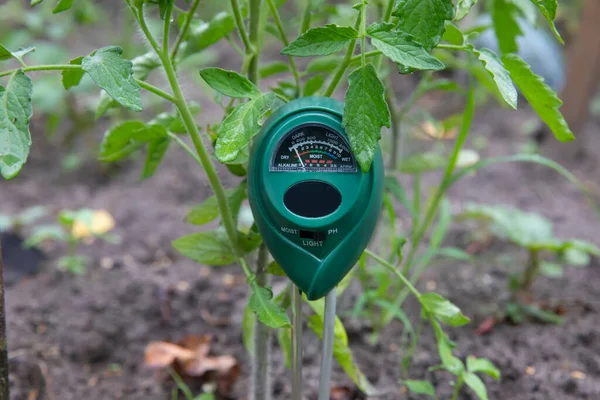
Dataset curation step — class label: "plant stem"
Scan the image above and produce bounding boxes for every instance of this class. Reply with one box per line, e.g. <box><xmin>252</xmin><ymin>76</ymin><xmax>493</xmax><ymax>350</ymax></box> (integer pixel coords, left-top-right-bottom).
<box><xmin>385</xmin><ymin>85</ymin><xmax>400</xmax><ymax>169</ymax></box>
<box><xmin>323</xmin><ymin>13</ymin><xmax>362</xmax><ymax>97</ymax></box>
<box><xmin>0</xmin><ymin>241</ymin><xmax>8</xmax><ymax>400</ymax></box>
<box><xmin>300</xmin><ymin>0</ymin><xmax>312</xmax><ymax>33</ymax></box>
<box><xmin>359</xmin><ymin>4</ymin><xmax>367</xmax><ymax>67</ymax></box>
<box><xmin>364</xmin><ymin>249</ymin><xmax>421</xmax><ymax>300</ymax></box>
<box><xmin>248</xmin><ymin>0</ymin><xmax>262</xmax><ymax>84</ymax></box>
<box><xmin>437</xmin><ymin>44</ymin><xmax>468</xmax><ymax>51</ymax></box>
<box><xmin>137</xmin><ymin>80</ymin><xmax>177</xmax><ymax>102</ymax></box>
<box><xmin>162</xmin><ymin>3</ymin><xmax>173</xmax><ymax>52</ymax></box>
<box><xmin>350</xmin><ymin>50</ymin><xmax>381</xmax><ymax>63</ymax></box>
<box><xmin>171</xmin><ymin>0</ymin><xmax>202</xmax><ymax>61</ymax></box>
<box><xmin>253</xmin><ymin>244</ymin><xmax>271</xmax><ymax>400</ymax></box>
<box><xmin>167</xmin><ymin>132</ymin><xmax>203</xmax><ymax>165</ymax></box>
<box><xmin>265</xmin><ymin>0</ymin><xmax>301</xmax><ymax>94</ymax></box>
<box><xmin>374</xmin><ymin>0</ymin><xmax>396</xmax><ymax>70</ymax></box>
<box><xmin>231</xmin><ymin>0</ymin><xmax>254</xmax><ymax>53</ymax></box>
<box><xmin>450</xmin><ymin>376</ymin><xmax>464</xmax><ymax>400</ymax></box>
<box><xmin>520</xmin><ymin>249</ymin><xmax>541</xmax><ymax>293</ymax></box>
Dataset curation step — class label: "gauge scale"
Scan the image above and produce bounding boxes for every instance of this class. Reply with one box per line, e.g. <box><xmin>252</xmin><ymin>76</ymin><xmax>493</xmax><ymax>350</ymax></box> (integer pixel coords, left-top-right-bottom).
<box><xmin>270</xmin><ymin>124</ymin><xmax>358</xmax><ymax>173</ymax></box>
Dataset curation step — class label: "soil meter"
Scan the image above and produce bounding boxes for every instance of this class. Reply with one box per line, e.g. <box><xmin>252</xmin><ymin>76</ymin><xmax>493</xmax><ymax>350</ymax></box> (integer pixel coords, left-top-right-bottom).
<box><xmin>248</xmin><ymin>96</ymin><xmax>384</xmax><ymax>301</ymax></box>
<box><xmin>248</xmin><ymin>97</ymin><xmax>383</xmax><ymax>400</ymax></box>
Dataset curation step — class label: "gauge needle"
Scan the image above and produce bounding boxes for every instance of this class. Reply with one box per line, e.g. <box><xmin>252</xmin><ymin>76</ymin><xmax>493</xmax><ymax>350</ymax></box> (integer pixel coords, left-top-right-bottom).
<box><xmin>294</xmin><ymin>148</ymin><xmax>305</xmax><ymax>169</ymax></box>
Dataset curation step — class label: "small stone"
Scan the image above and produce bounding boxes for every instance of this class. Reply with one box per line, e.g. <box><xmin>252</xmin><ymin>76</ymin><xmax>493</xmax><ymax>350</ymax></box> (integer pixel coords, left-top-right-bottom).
<box><xmin>176</xmin><ymin>281</ymin><xmax>191</xmax><ymax>292</ymax></box>
<box><xmin>223</xmin><ymin>273</ymin><xmax>235</xmax><ymax>287</ymax></box>
<box><xmin>570</xmin><ymin>370</ymin><xmax>585</xmax><ymax>380</ymax></box>
<box><xmin>123</xmin><ymin>254</ymin><xmax>136</xmax><ymax>268</ymax></box>
<box><xmin>199</xmin><ymin>267</ymin><xmax>211</xmax><ymax>277</ymax></box>
<box><xmin>426</xmin><ymin>280</ymin><xmax>437</xmax><ymax>291</ymax></box>
<box><xmin>525</xmin><ymin>366</ymin><xmax>535</xmax><ymax>376</ymax></box>
<box><xmin>101</xmin><ymin>257</ymin><xmax>114</xmax><ymax>269</ymax></box>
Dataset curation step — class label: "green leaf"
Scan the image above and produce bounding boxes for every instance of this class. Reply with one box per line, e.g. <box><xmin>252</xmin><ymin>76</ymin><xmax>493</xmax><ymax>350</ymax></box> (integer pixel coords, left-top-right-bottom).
<box><xmin>303</xmin><ymin>74</ymin><xmax>325</xmax><ymax>96</ymax></box>
<box><xmin>178</xmin><ymin>13</ymin><xmax>235</xmax><ymax>59</ymax></box>
<box><xmin>61</xmin><ymin>56</ymin><xmax>85</xmax><ymax>90</ymax></box>
<box><xmin>402</xmin><ymin>380</ymin><xmax>437</xmax><ymax>399</ymax></box>
<box><xmin>306</xmin><ymin>298</ymin><xmax>378</xmax><ymax>395</ymax></box>
<box><xmin>343</xmin><ymin>63</ymin><xmax>390</xmax><ymax>172</ymax></box>
<box><xmin>199</xmin><ymin>68</ymin><xmax>261</xmax><ymax>99</ymax></box>
<box><xmin>491</xmin><ymin>0</ymin><xmax>521</xmax><ymax>54</ymax></box>
<box><xmin>215</xmin><ymin>93</ymin><xmax>276</xmax><ymax>163</ymax></box>
<box><xmin>368</xmin><ymin>25</ymin><xmax>445</xmax><ymax>71</ymax></box>
<box><xmin>442</xmin><ymin>22</ymin><xmax>465</xmax><ymax>45</ymax></box>
<box><xmin>266</xmin><ymin>261</ymin><xmax>287</xmax><ymax>276</ymax></box>
<box><xmin>306</xmin><ymin>56</ymin><xmax>343</xmax><ymax>73</ymax></box>
<box><xmin>464</xmin><ymin>372</ymin><xmax>488</xmax><ymax>400</ymax></box>
<box><xmin>436</xmin><ymin>247</ymin><xmax>473</xmax><ymax>262</ymax></box>
<box><xmin>0</xmin><ymin>71</ymin><xmax>33</xmax><ymax>180</ymax></box>
<box><xmin>53</xmin><ymin>0</ymin><xmax>74</xmax><ymax>13</ymax></box>
<box><xmin>455</xmin><ymin>0</ymin><xmax>477</xmax><ymax>21</ymax></box>
<box><xmin>540</xmin><ymin>261</ymin><xmax>563</xmax><ymax>277</ymax></box>
<box><xmin>530</xmin><ymin>0</ymin><xmax>563</xmax><ymax>44</ymax></box>
<box><xmin>172</xmin><ymin>230</ymin><xmax>237</xmax><ymax>266</ymax></box>
<box><xmin>82</xmin><ymin>46</ymin><xmax>142</xmax><ymax>112</ymax></box>
<box><xmin>384</xmin><ymin>176</ymin><xmax>416</xmax><ymax>217</ymax></box>
<box><xmin>24</xmin><ymin>225</ymin><xmax>67</xmax><ymax>248</ymax></box>
<box><xmin>277</xmin><ymin>327</ymin><xmax>293</xmax><ymax>369</ymax></box>
<box><xmin>158</xmin><ymin>0</ymin><xmax>174</xmax><ymax>19</ymax></box>
<box><xmin>248</xmin><ymin>281</ymin><xmax>292</xmax><ymax>328</ymax></box>
<box><xmin>0</xmin><ymin>44</ymin><xmax>35</xmax><ymax>64</ymax></box>
<box><xmin>467</xmin><ymin>357</ymin><xmax>500</xmax><ymax>379</ymax></box>
<box><xmin>420</xmin><ymin>292</ymin><xmax>470</xmax><ymax>326</ymax></box>
<box><xmin>392</xmin><ymin>0</ymin><xmax>455</xmax><ymax>50</ymax></box>
<box><xmin>399</xmin><ymin>151</ymin><xmax>446</xmax><ymax>174</ymax></box>
<box><xmin>141</xmin><ymin>136</ymin><xmax>170</xmax><ymax>179</ymax></box>
<box><xmin>95</xmin><ymin>91</ymin><xmax>119</xmax><ymax>119</ymax></box>
<box><xmin>242</xmin><ymin>305</ymin><xmax>255</xmax><ymax>354</ymax></box>
<box><xmin>31</xmin><ymin>0</ymin><xmax>44</xmax><ymax>6</ymax></box>
<box><xmin>472</xmin><ymin>47</ymin><xmax>517</xmax><ymax>110</ymax></box>
<box><xmin>563</xmin><ymin>248</ymin><xmax>590</xmax><ymax>267</ymax></box>
<box><xmin>260</xmin><ymin>62</ymin><xmax>290</xmax><ymax>78</ymax></box>
<box><xmin>281</xmin><ymin>25</ymin><xmax>358</xmax><ymax>57</ymax></box>
<box><xmin>502</xmin><ymin>54</ymin><xmax>575</xmax><ymax>142</ymax></box>
<box><xmin>431</xmin><ymin>319</ymin><xmax>464</xmax><ymax>375</ymax></box>
<box><xmin>99</xmin><ymin>121</ymin><xmax>166</xmax><ymax>162</ymax></box>
<box><xmin>186</xmin><ymin>184</ymin><xmax>247</xmax><ymax>225</ymax></box>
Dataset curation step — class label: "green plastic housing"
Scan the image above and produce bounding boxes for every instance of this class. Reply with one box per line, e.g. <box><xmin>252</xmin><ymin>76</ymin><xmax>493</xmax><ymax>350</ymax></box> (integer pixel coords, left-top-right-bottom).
<box><xmin>248</xmin><ymin>97</ymin><xmax>384</xmax><ymax>300</ymax></box>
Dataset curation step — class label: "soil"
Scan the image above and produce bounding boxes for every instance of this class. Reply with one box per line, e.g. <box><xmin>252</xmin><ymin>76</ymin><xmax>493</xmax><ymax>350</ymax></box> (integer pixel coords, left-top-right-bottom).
<box><xmin>1</xmin><ymin>13</ymin><xmax>600</xmax><ymax>399</ymax></box>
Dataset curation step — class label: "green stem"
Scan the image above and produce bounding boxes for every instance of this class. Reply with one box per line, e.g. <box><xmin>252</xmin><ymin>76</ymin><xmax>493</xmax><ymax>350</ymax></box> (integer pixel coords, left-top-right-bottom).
<box><xmin>411</xmin><ymin>174</ymin><xmax>421</xmax><ymax>243</ymax></box>
<box><xmin>0</xmin><ymin>64</ymin><xmax>80</xmax><ymax>77</ymax></box>
<box><xmin>231</xmin><ymin>0</ymin><xmax>254</xmax><ymax>53</ymax></box>
<box><xmin>162</xmin><ymin>2</ymin><xmax>173</xmax><ymax>52</ymax></box>
<box><xmin>359</xmin><ymin>4</ymin><xmax>367</xmax><ymax>66</ymax></box>
<box><xmin>364</xmin><ymin>250</ymin><xmax>421</xmax><ymax>300</ymax></box>
<box><xmin>520</xmin><ymin>249</ymin><xmax>541</xmax><ymax>293</ymax></box>
<box><xmin>265</xmin><ymin>0</ymin><xmax>301</xmax><ymax>95</ymax></box>
<box><xmin>350</xmin><ymin>50</ymin><xmax>381</xmax><ymax>63</ymax></box>
<box><xmin>137</xmin><ymin>80</ymin><xmax>177</xmax><ymax>102</ymax></box>
<box><xmin>450</xmin><ymin>376</ymin><xmax>464</xmax><ymax>400</ymax></box>
<box><xmin>253</xmin><ymin>244</ymin><xmax>272</xmax><ymax>400</ymax></box>
<box><xmin>167</xmin><ymin>132</ymin><xmax>203</xmax><ymax>165</ymax></box>
<box><xmin>248</xmin><ymin>0</ymin><xmax>262</xmax><ymax>84</ymax></box>
<box><xmin>323</xmin><ymin>13</ymin><xmax>362</xmax><ymax>97</ymax></box>
<box><xmin>226</xmin><ymin>35</ymin><xmax>246</xmax><ymax>57</ymax></box>
<box><xmin>437</xmin><ymin>44</ymin><xmax>468</xmax><ymax>51</ymax></box>
<box><xmin>135</xmin><ymin>5</ymin><xmax>164</xmax><ymax>55</ymax></box>
<box><xmin>385</xmin><ymin>85</ymin><xmax>400</xmax><ymax>169</ymax></box>
<box><xmin>374</xmin><ymin>0</ymin><xmax>396</xmax><ymax>70</ymax></box>
<box><xmin>171</xmin><ymin>0</ymin><xmax>202</xmax><ymax>61</ymax></box>
<box><xmin>300</xmin><ymin>0</ymin><xmax>312</xmax><ymax>33</ymax></box>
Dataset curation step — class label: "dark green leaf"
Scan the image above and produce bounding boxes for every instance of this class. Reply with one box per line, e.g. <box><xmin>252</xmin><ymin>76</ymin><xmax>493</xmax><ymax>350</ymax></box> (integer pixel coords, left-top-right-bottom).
<box><xmin>491</xmin><ymin>0</ymin><xmax>521</xmax><ymax>54</ymax></box>
<box><xmin>82</xmin><ymin>46</ymin><xmax>142</xmax><ymax>112</ymax></box>
<box><xmin>141</xmin><ymin>136</ymin><xmax>170</xmax><ymax>179</ymax></box>
<box><xmin>215</xmin><ymin>93</ymin><xmax>276</xmax><ymax>163</ymax></box>
<box><xmin>99</xmin><ymin>121</ymin><xmax>167</xmax><ymax>162</ymax></box>
<box><xmin>260</xmin><ymin>62</ymin><xmax>290</xmax><ymax>78</ymax></box>
<box><xmin>239</xmin><ymin>230</ymin><xmax>262</xmax><ymax>252</ymax></box>
<box><xmin>420</xmin><ymin>292</ymin><xmax>470</xmax><ymax>326</ymax></box>
<box><xmin>392</xmin><ymin>0</ymin><xmax>455</xmax><ymax>50</ymax></box>
<box><xmin>172</xmin><ymin>230</ymin><xmax>237</xmax><ymax>266</ymax></box>
<box><xmin>343</xmin><ymin>63</ymin><xmax>390</xmax><ymax>172</ymax></box>
<box><xmin>368</xmin><ymin>26</ymin><xmax>445</xmax><ymax>71</ymax></box>
<box><xmin>467</xmin><ymin>356</ymin><xmax>500</xmax><ymax>379</ymax></box>
<box><xmin>307</xmin><ymin>298</ymin><xmax>378</xmax><ymax>395</ymax></box>
<box><xmin>266</xmin><ymin>261</ymin><xmax>287</xmax><ymax>276</ymax></box>
<box><xmin>402</xmin><ymin>380</ymin><xmax>437</xmax><ymax>399</ymax></box>
<box><xmin>464</xmin><ymin>372</ymin><xmax>488</xmax><ymax>400</ymax></box>
<box><xmin>199</xmin><ymin>68</ymin><xmax>261</xmax><ymax>99</ymax></box>
<box><xmin>472</xmin><ymin>47</ymin><xmax>517</xmax><ymax>109</ymax></box>
<box><xmin>303</xmin><ymin>74</ymin><xmax>325</xmax><ymax>96</ymax></box>
<box><xmin>248</xmin><ymin>281</ymin><xmax>292</xmax><ymax>328</ymax></box>
<box><xmin>530</xmin><ymin>0</ymin><xmax>563</xmax><ymax>44</ymax></box>
<box><xmin>62</xmin><ymin>56</ymin><xmax>85</xmax><ymax>90</ymax></box>
<box><xmin>281</xmin><ymin>25</ymin><xmax>358</xmax><ymax>57</ymax></box>
<box><xmin>502</xmin><ymin>54</ymin><xmax>575</xmax><ymax>142</ymax></box>
<box><xmin>178</xmin><ymin>13</ymin><xmax>235</xmax><ymax>59</ymax></box>
<box><xmin>0</xmin><ymin>71</ymin><xmax>33</xmax><ymax>180</ymax></box>
<box><xmin>456</xmin><ymin>0</ymin><xmax>477</xmax><ymax>20</ymax></box>
<box><xmin>53</xmin><ymin>0</ymin><xmax>74</xmax><ymax>13</ymax></box>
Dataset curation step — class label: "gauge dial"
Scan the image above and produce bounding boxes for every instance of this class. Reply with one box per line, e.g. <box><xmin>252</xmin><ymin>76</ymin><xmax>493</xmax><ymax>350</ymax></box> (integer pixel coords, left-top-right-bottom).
<box><xmin>270</xmin><ymin>124</ymin><xmax>357</xmax><ymax>173</ymax></box>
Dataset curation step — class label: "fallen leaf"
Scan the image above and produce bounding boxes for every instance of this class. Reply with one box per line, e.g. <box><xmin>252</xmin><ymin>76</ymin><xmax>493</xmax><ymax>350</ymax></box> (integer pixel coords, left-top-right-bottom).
<box><xmin>474</xmin><ymin>316</ymin><xmax>496</xmax><ymax>336</ymax></box>
<box><xmin>571</xmin><ymin>370</ymin><xmax>585</xmax><ymax>380</ymax></box>
<box><xmin>144</xmin><ymin>341</ymin><xmax>195</xmax><ymax>368</ymax></box>
<box><xmin>330</xmin><ymin>385</ymin><xmax>357</xmax><ymax>400</ymax></box>
<box><xmin>525</xmin><ymin>366</ymin><xmax>535</xmax><ymax>376</ymax></box>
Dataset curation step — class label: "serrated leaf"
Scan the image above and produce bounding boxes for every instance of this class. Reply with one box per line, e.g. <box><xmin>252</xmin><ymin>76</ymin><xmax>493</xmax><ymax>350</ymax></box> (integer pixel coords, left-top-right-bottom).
<box><xmin>99</xmin><ymin>121</ymin><xmax>167</xmax><ymax>162</ymax></box>
<box><xmin>82</xmin><ymin>46</ymin><xmax>142</xmax><ymax>112</ymax></box>
<box><xmin>303</xmin><ymin>74</ymin><xmax>325</xmax><ymax>96</ymax></box>
<box><xmin>248</xmin><ymin>282</ymin><xmax>291</xmax><ymax>328</ymax></box>
<box><xmin>343</xmin><ymin>63</ymin><xmax>390</xmax><ymax>172</ymax></box>
<box><xmin>368</xmin><ymin>26</ymin><xmax>445</xmax><ymax>71</ymax></box>
<box><xmin>467</xmin><ymin>357</ymin><xmax>501</xmax><ymax>379</ymax></box>
<box><xmin>464</xmin><ymin>372</ymin><xmax>488</xmax><ymax>400</ymax></box>
<box><xmin>0</xmin><ymin>71</ymin><xmax>33</xmax><ymax>180</ymax></box>
<box><xmin>491</xmin><ymin>0</ymin><xmax>521</xmax><ymax>54</ymax></box>
<box><xmin>61</xmin><ymin>56</ymin><xmax>85</xmax><ymax>90</ymax></box>
<box><xmin>502</xmin><ymin>53</ymin><xmax>574</xmax><ymax>142</ymax></box>
<box><xmin>199</xmin><ymin>68</ymin><xmax>260</xmax><ymax>99</ymax></box>
<box><xmin>141</xmin><ymin>136</ymin><xmax>170</xmax><ymax>179</ymax></box>
<box><xmin>306</xmin><ymin>297</ymin><xmax>378</xmax><ymax>395</ymax></box>
<box><xmin>215</xmin><ymin>93</ymin><xmax>276</xmax><ymax>163</ymax></box>
<box><xmin>392</xmin><ymin>0</ymin><xmax>455</xmax><ymax>50</ymax></box>
<box><xmin>456</xmin><ymin>0</ymin><xmax>477</xmax><ymax>20</ymax></box>
<box><xmin>420</xmin><ymin>292</ymin><xmax>470</xmax><ymax>326</ymax></box>
<box><xmin>53</xmin><ymin>0</ymin><xmax>74</xmax><ymax>13</ymax></box>
<box><xmin>178</xmin><ymin>13</ymin><xmax>235</xmax><ymax>59</ymax></box>
<box><xmin>472</xmin><ymin>47</ymin><xmax>517</xmax><ymax>109</ymax></box>
<box><xmin>281</xmin><ymin>25</ymin><xmax>358</xmax><ymax>57</ymax></box>
<box><xmin>530</xmin><ymin>0</ymin><xmax>563</xmax><ymax>44</ymax></box>
<box><xmin>402</xmin><ymin>380</ymin><xmax>437</xmax><ymax>399</ymax></box>
<box><xmin>172</xmin><ymin>230</ymin><xmax>237</xmax><ymax>266</ymax></box>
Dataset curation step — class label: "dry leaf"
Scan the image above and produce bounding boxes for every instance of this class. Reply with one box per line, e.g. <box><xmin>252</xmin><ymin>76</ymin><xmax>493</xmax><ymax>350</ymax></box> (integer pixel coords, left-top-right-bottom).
<box><xmin>144</xmin><ymin>342</ymin><xmax>195</xmax><ymax>368</ymax></box>
<box><xmin>330</xmin><ymin>385</ymin><xmax>359</xmax><ymax>400</ymax></box>
<box><xmin>72</xmin><ymin>209</ymin><xmax>115</xmax><ymax>239</ymax></box>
